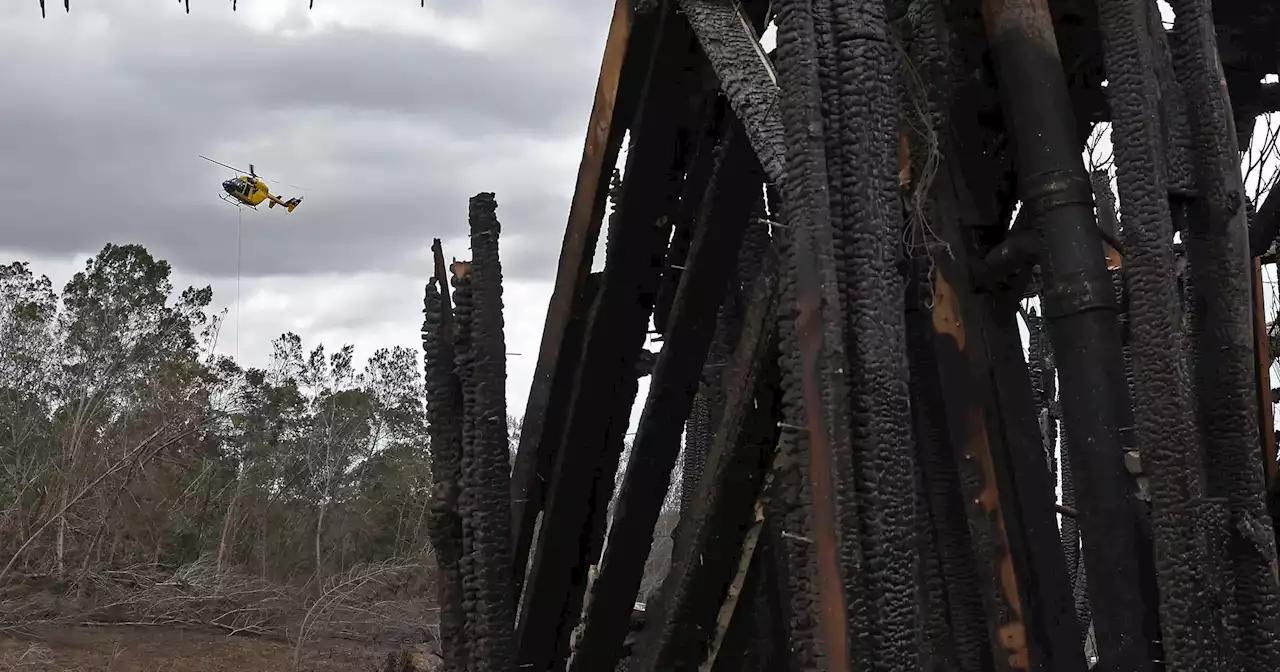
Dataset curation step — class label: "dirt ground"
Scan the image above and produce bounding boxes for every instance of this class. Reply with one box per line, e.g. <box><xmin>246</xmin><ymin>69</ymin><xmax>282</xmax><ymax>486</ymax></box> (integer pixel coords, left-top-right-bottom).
<box><xmin>0</xmin><ymin>625</ymin><xmax>398</xmax><ymax>672</ymax></box>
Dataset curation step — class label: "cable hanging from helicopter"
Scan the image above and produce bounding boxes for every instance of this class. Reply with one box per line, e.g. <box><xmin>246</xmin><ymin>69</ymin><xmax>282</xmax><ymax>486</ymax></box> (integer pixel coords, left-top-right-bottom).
<box><xmin>199</xmin><ymin>155</ymin><xmax>307</xmax><ymax>213</ymax></box>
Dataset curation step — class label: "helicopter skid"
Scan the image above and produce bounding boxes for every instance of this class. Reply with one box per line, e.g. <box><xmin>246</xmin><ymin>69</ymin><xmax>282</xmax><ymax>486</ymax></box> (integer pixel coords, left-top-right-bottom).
<box><xmin>218</xmin><ymin>193</ymin><xmax>258</xmax><ymax>210</ymax></box>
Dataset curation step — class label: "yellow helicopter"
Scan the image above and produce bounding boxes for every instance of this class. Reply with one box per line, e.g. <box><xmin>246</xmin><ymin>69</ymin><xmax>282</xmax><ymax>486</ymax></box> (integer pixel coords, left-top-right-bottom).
<box><xmin>199</xmin><ymin>155</ymin><xmax>305</xmax><ymax>213</ymax></box>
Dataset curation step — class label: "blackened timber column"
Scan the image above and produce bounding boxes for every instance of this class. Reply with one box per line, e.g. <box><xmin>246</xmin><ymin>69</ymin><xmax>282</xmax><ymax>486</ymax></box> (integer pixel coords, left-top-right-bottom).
<box><xmin>979</xmin><ymin>1</ymin><xmax>1158</xmax><ymax>671</ymax></box>
<box><xmin>1169</xmin><ymin>0</ymin><xmax>1280</xmax><ymax>666</ymax></box>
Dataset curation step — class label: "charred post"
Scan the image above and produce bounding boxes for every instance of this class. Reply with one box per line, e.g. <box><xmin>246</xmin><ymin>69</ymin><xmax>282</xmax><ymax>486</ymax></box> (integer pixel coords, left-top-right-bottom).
<box><xmin>460</xmin><ymin>193</ymin><xmax>517</xmax><ymax>671</ymax></box>
<box><xmin>980</xmin><ymin>0</ymin><xmax>1160</xmax><ymax>667</ymax></box>
<box><xmin>1095</xmin><ymin>0</ymin><xmax>1221</xmax><ymax>668</ymax></box>
<box><xmin>773</xmin><ymin>0</ymin><xmax>855</xmax><ymax>666</ymax></box>
<box><xmin>1169</xmin><ymin>0</ymin><xmax>1280</xmax><ymax>666</ymax></box>
<box><xmin>764</xmin><ymin>224</ymin><xmax>826</xmax><ymax>670</ymax></box>
<box><xmin>820</xmin><ymin>0</ymin><xmax>922</xmax><ymax>666</ymax></box>
<box><xmin>450</xmin><ymin>264</ymin><xmax>482</xmax><ymax>663</ymax></box>
<box><xmin>422</xmin><ymin>244</ymin><xmax>468</xmax><ymax>671</ymax></box>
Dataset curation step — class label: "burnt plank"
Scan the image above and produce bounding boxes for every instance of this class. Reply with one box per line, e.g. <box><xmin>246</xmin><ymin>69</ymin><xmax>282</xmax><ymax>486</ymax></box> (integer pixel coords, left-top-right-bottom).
<box><xmin>629</xmin><ymin>264</ymin><xmax>780</xmax><ymax>672</ymax></box>
<box><xmin>707</xmin><ymin>524</ymin><xmax>788</xmax><ymax>672</ymax></box>
<box><xmin>905</xmin><ymin>261</ymin><xmax>992</xmax><ymax>672</ymax></box>
<box><xmin>772</xmin><ymin>0</ymin><xmax>857</xmax><ymax>664</ymax></box>
<box><xmin>431</xmin><ymin>238</ymin><xmax>452</xmax><ymax>314</ymax></box>
<box><xmin>984</xmin><ymin>301</ymin><xmax>1103</xmax><ymax>670</ymax></box>
<box><xmin>568</xmin><ymin>110</ymin><xmax>767</xmax><ymax>672</ymax></box>
<box><xmin>510</xmin><ymin>0</ymin><xmax>662</xmax><ymax>588</ymax></box>
<box><xmin>513</xmin><ymin>3</ymin><xmax>705</xmax><ymax>667</ymax></box>
<box><xmin>925</xmin><ymin>136</ymin><xmax>1088</xmax><ymax>672</ymax></box>
<box><xmin>678</xmin><ymin>0</ymin><xmax>785</xmax><ymax>187</ymax></box>
<box><xmin>549</xmin><ymin>274</ymin><xmax>642</xmax><ymax>666</ymax></box>
<box><xmin>654</xmin><ymin>100</ymin><xmax>726</xmax><ymax>337</ymax></box>
<box><xmin>704</xmin><ymin>542</ymin><xmax>766</xmax><ymax>672</ymax></box>
<box><xmin>929</xmin><ymin>237</ymin><xmax>1031</xmax><ymax>672</ymax></box>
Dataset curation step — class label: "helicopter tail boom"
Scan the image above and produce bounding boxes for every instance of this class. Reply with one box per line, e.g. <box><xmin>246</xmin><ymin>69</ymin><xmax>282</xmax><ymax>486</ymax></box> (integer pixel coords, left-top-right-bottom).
<box><xmin>268</xmin><ymin>194</ymin><xmax>304</xmax><ymax>213</ymax></box>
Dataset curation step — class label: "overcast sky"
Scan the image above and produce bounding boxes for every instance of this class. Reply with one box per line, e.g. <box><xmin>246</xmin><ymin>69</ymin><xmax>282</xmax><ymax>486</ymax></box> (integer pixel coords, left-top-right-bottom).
<box><xmin>3</xmin><ymin>0</ymin><xmax>1277</xmax><ymax>438</ymax></box>
<box><xmin>0</xmin><ymin>0</ymin><xmax>622</xmax><ymax>420</ymax></box>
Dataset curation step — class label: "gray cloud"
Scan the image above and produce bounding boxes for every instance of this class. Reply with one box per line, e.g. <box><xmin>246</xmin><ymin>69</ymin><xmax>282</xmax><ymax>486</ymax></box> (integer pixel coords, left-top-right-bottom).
<box><xmin>0</xmin><ymin>0</ymin><xmax>611</xmax><ymax>281</ymax></box>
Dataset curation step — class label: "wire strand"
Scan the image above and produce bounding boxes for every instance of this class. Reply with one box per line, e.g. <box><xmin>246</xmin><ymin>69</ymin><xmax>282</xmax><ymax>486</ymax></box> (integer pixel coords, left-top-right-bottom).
<box><xmin>236</xmin><ymin>207</ymin><xmax>242</xmax><ymax>361</ymax></box>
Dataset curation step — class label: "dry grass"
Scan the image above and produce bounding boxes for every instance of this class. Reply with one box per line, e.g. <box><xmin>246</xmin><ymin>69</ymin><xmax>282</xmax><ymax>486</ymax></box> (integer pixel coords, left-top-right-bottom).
<box><xmin>0</xmin><ymin>624</ymin><xmax>390</xmax><ymax>672</ymax></box>
<box><xmin>0</xmin><ymin>555</ymin><xmax>439</xmax><ymax>671</ymax></box>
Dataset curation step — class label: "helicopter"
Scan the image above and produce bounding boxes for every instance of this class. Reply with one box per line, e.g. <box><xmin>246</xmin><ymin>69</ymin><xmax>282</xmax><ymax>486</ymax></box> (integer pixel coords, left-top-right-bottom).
<box><xmin>199</xmin><ymin>155</ymin><xmax>305</xmax><ymax>213</ymax></box>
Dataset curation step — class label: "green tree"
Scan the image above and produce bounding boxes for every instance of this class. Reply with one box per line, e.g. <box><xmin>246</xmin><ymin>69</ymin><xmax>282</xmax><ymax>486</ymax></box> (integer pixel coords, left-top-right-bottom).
<box><xmin>0</xmin><ymin>244</ymin><xmax>216</xmax><ymax>578</ymax></box>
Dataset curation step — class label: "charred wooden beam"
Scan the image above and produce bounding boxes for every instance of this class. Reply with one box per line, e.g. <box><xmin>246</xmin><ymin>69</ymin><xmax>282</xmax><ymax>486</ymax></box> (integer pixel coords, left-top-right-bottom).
<box><xmin>772</xmin><ymin>0</ymin><xmax>855</xmax><ymax>667</ymax></box>
<box><xmin>920</xmin><ymin>136</ymin><xmax>1085</xmax><ymax>672</ymax></box>
<box><xmin>767</xmin><ymin>257</ymin><xmax>829</xmax><ymax>669</ymax></box>
<box><xmin>704</xmin><ymin>532</ymin><xmax>774</xmax><ymax>672</ymax></box>
<box><xmin>681</xmin><ymin>390</ymin><xmax>713</xmax><ymax>516</ymax></box>
<box><xmin>908</xmin><ymin>19</ymin><xmax>1079</xmax><ymax>672</ymax></box>
<box><xmin>628</xmin><ymin>259</ymin><xmax>780</xmax><ymax>672</ymax></box>
<box><xmin>905</xmin><ymin>269</ymin><xmax>992</xmax><ymax>671</ymax></box>
<box><xmin>431</xmin><ymin>239</ymin><xmax>452</xmax><ymax>316</ymax></box>
<box><xmin>1106</xmin><ymin>4</ymin><xmax>1246</xmax><ymax>668</ymax></box>
<box><xmin>683</xmin><ymin>201</ymin><xmax>771</xmax><ymax>520</ymax></box>
<box><xmin>515</xmin><ymin>3</ymin><xmax>704</xmax><ymax>667</ymax></box>
<box><xmin>509</xmin><ymin>0</ymin><xmax>661</xmax><ymax>589</ymax></box>
<box><xmin>707</xmin><ymin>422</ymin><xmax>789</xmax><ymax>672</ymax></box>
<box><xmin>552</xmin><ymin>280</ymin><xmax>643</xmax><ymax>669</ymax></box>
<box><xmin>655</xmin><ymin>100</ymin><xmax>726</xmax><ymax>337</ymax></box>
<box><xmin>813</xmin><ymin>0</ymin><xmax>923</xmax><ymax>666</ymax></box>
<box><xmin>568</xmin><ymin>110</ymin><xmax>766</xmax><ymax>672</ymax></box>
<box><xmin>986</xmin><ymin>297</ymin><xmax>1109</xmax><ymax>670</ymax></box>
<box><xmin>678</xmin><ymin>0</ymin><xmax>785</xmax><ymax>187</ymax></box>
<box><xmin>1170</xmin><ymin>1</ymin><xmax>1280</xmax><ymax>666</ymax></box>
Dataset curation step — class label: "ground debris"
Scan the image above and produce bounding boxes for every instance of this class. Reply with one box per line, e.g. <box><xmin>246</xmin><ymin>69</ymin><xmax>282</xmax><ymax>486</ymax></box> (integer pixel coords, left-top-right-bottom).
<box><xmin>380</xmin><ymin>643</ymin><xmax>443</xmax><ymax>672</ymax></box>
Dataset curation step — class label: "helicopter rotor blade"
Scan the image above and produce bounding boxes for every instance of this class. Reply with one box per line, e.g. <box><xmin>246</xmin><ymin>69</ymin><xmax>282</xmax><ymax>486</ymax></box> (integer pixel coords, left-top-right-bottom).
<box><xmin>254</xmin><ymin>173</ymin><xmax>311</xmax><ymax>192</ymax></box>
<box><xmin>200</xmin><ymin>154</ymin><xmax>310</xmax><ymax>191</ymax></box>
<box><xmin>199</xmin><ymin>154</ymin><xmax>249</xmax><ymax>174</ymax></box>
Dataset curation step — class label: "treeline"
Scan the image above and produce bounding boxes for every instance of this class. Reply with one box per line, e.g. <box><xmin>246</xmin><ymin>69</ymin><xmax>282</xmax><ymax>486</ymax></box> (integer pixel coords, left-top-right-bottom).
<box><xmin>0</xmin><ymin>240</ymin><xmax>685</xmax><ymax>640</ymax></box>
<box><xmin>0</xmin><ymin>243</ymin><xmax>436</xmax><ymax>588</ymax></box>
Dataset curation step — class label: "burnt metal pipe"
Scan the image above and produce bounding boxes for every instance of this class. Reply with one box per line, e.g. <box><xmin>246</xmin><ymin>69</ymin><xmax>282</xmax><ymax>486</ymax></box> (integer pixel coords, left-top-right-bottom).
<box><xmin>979</xmin><ymin>1</ymin><xmax>1160</xmax><ymax>670</ymax></box>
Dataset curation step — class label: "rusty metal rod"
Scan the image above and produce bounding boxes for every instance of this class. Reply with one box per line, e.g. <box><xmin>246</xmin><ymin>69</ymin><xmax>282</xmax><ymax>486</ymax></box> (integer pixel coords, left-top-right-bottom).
<box><xmin>980</xmin><ymin>0</ymin><xmax>1160</xmax><ymax>669</ymax></box>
